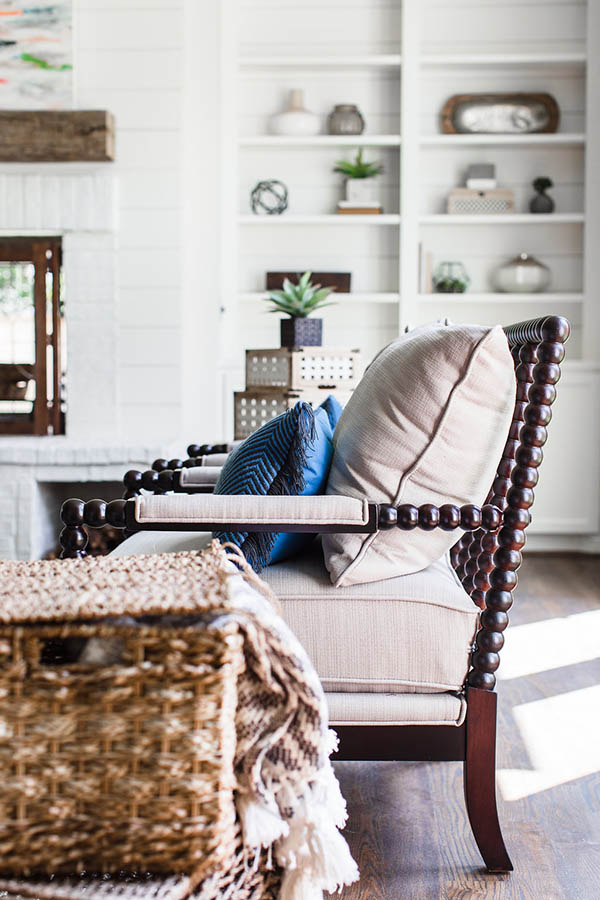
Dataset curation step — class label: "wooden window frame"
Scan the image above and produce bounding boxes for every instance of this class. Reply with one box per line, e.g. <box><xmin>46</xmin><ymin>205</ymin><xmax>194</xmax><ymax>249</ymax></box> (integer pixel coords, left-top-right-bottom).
<box><xmin>0</xmin><ymin>236</ymin><xmax>64</xmax><ymax>436</ymax></box>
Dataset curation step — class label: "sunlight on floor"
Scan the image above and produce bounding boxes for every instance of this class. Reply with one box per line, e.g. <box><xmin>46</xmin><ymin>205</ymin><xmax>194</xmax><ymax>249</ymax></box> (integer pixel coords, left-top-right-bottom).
<box><xmin>498</xmin><ymin>684</ymin><xmax>600</xmax><ymax>801</ymax></box>
<box><xmin>497</xmin><ymin>609</ymin><xmax>600</xmax><ymax>680</ymax></box>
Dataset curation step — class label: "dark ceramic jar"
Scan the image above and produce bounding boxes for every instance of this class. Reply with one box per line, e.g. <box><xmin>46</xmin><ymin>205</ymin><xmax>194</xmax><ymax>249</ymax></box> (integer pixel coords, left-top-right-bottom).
<box><xmin>327</xmin><ymin>104</ymin><xmax>365</xmax><ymax>135</ymax></box>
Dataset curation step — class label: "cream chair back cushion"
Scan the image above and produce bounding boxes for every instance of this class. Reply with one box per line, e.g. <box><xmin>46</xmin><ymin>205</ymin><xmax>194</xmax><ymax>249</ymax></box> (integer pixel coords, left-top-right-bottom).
<box><xmin>323</xmin><ymin>322</ymin><xmax>515</xmax><ymax>586</ymax></box>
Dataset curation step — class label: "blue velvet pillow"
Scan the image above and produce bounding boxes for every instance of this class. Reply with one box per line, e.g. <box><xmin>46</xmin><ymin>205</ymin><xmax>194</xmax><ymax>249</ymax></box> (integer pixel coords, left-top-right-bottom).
<box><xmin>318</xmin><ymin>393</ymin><xmax>343</xmax><ymax>432</ymax></box>
<box><xmin>213</xmin><ymin>397</ymin><xmax>340</xmax><ymax>571</ymax></box>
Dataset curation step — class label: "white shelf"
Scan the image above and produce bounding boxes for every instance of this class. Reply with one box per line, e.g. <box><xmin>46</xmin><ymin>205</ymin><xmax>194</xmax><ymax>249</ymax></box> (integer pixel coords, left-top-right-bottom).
<box><xmin>420</xmin><ymin>52</ymin><xmax>586</xmax><ymax>67</ymax></box>
<box><xmin>420</xmin><ymin>133</ymin><xmax>586</xmax><ymax>146</ymax></box>
<box><xmin>239</xmin><ymin>292</ymin><xmax>400</xmax><ymax>304</ymax></box>
<box><xmin>420</xmin><ymin>213</ymin><xmax>584</xmax><ymax>225</ymax></box>
<box><xmin>239</xmin><ymin>135</ymin><xmax>401</xmax><ymax>147</ymax></box>
<box><xmin>239</xmin><ymin>54</ymin><xmax>401</xmax><ymax>69</ymax></box>
<box><xmin>238</xmin><ymin>214</ymin><xmax>401</xmax><ymax>225</ymax></box>
<box><xmin>419</xmin><ymin>292</ymin><xmax>584</xmax><ymax>304</ymax></box>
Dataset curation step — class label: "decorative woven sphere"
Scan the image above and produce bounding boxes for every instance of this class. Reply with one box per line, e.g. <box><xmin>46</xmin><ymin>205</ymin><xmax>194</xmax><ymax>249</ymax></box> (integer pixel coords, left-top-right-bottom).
<box><xmin>250</xmin><ymin>179</ymin><xmax>288</xmax><ymax>215</ymax></box>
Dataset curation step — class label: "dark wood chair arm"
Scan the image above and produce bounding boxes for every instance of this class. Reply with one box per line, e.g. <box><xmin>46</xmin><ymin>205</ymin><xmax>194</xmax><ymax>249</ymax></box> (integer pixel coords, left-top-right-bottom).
<box><xmin>59</xmin><ymin>497</ymin><xmax>503</xmax><ymax>558</ymax></box>
<box><xmin>503</xmin><ymin>314</ymin><xmax>570</xmax><ymax>348</ymax></box>
<box><xmin>120</xmin><ymin>442</ymin><xmax>232</xmax><ymax>499</ymax></box>
<box><xmin>151</xmin><ymin>443</ymin><xmax>235</xmax><ymax>473</ymax></box>
<box><xmin>122</xmin><ymin>467</ymin><xmax>217</xmax><ymax>498</ymax></box>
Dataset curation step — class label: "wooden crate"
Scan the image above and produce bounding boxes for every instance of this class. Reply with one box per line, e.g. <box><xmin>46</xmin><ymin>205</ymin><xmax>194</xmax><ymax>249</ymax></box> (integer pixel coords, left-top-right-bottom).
<box><xmin>245</xmin><ymin>347</ymin><xmax>361</xmax><ymax>392</ymax></box>
<box><xmin>234</xmin><ymin>388</ymin><xmax>353</xmax><ymax>440</ymax></box>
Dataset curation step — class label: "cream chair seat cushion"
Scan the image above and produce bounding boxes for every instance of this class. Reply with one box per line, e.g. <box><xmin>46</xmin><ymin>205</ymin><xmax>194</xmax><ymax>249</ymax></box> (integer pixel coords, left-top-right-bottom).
<box><xmin>112</xmin><ymin>532</ymin><xmax>475</xmax><ymax>722</ymax></box>
<box><xmin>262</xmin><ymin>539</ymin><xmax>477</xmax><ymax>694</ymax></box>
<box><xmin>327</xmin><ymin>691</ymin><xmax>466</xmax><ymax>727</ymax></box>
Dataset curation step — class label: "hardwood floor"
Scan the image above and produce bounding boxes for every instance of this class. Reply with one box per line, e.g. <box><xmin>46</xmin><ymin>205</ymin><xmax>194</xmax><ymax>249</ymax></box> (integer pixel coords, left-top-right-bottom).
<box><xmin>328</xmin><ymin>555</ymin><xmax>600</xmax><ymax>900</ymax></box>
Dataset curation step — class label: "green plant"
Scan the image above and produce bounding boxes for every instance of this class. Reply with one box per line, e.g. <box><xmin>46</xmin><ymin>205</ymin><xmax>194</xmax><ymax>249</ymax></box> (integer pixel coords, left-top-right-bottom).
<box><xmin>433</xmin><ymin>261</ymin><xmax>470</xmax><ymax>294</ymax></box>
<box><xmin>264</xmin><ymin>271</ymin><xmax>336</xmax><ymax>318</ymax></box>
<box><xmin>333</xmin><ymin>148</ymin><xmax>383</xmax><ymax>179</ymax></box>
<box><xmin>533</xmin><ymin>176</ymin><xmax>553</xmax><ymax>192</ymax></box>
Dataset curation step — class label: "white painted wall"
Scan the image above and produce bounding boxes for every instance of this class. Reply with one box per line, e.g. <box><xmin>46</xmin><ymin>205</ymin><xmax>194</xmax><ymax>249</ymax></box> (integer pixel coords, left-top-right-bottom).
<box><xmin>75</xmin><ymin>0</ymin><xmax>185</xmax><ymax>441</ymax></box>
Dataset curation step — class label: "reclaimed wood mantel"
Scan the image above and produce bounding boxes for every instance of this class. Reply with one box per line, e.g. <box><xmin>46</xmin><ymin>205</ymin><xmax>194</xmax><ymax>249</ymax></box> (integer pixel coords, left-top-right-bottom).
<box><xmin>0</xmin><ymin>111</ymin><xmax>115</xmax><ymax>162</ymax></box>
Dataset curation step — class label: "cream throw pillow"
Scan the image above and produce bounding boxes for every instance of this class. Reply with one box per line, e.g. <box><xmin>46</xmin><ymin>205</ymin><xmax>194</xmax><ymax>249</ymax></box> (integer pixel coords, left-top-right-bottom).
<box><xmin>322</xmin><ymin>322</ymin><xmax>515</xmax><ymax>586</ymax></box>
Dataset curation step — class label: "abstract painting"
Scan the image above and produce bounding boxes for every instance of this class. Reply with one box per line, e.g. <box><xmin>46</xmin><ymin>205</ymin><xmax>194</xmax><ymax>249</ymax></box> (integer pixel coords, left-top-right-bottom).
<box><xmin>0</xmin><ymin>2</ymin><xmax>72</xmax><ymax>109</ymax></box>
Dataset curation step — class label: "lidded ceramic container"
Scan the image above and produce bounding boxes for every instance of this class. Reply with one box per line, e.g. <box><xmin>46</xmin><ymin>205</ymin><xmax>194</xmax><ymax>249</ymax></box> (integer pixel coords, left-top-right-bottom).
<box><xmin>270</xmin><ymin>89</ymin><xmax>320</xmax><ymax>136</ymax></box>
<box><xmin>494</xmin><ymin>253</ymin><xmax>551</xmax><ymax>293</ymax></box>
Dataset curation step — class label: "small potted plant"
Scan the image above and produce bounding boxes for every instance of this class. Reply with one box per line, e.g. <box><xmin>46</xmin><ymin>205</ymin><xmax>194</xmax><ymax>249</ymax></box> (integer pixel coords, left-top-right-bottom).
<box><xmin>433</xmin><ymin>261</ymin><xmax>470</xmax><ymax>293</ymax></box>
<box><xmin>530</xmin><ymin>176</ymin><xmax>555</xmax><ymax>214</ymax></box>
<box><xmin>333</xmin><ymin>148</ymin><xmax>384</xmax><ymax>204</ymax></box>
<box><xmin>264</xmin><ymin>271</ymin><xmax>336</xmax><ymax>348</ymax></box>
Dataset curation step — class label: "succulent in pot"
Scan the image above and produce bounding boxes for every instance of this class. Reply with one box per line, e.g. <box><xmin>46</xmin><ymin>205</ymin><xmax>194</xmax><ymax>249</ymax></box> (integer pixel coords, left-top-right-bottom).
<box><xmin>264</xmin><ymin>271</ymin><xmax>336</xmax><ymax>348</ymax></box>
<box><xmin>433</xmin><ymin>261</ymin><xmax>471</xmax><ymax>294</ymax></box>
<box><xmin>334</xmin><ymin>149</ymin><xmax>384</xmax><ymax>204</ymax></box>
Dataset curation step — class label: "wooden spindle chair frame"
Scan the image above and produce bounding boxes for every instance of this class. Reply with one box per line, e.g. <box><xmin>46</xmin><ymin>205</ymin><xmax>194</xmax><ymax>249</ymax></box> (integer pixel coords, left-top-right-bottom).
<box><xmin>59</xmin><ymin>315</ymin><xmax>570</xmax><ymax>874</ymax></box>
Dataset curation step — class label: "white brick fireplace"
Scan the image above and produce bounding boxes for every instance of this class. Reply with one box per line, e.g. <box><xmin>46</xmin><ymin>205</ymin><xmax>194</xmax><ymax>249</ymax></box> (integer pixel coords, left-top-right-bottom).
<box><xmin>0</xmin><ymin>167</ymin><xmax>167</xmax><ymax>559</ymax></box>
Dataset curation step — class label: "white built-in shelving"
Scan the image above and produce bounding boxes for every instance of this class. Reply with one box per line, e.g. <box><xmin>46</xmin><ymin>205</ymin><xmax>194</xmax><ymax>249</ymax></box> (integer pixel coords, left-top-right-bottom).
<box><xmin>231</xmin><ymin>1</ymin><xmax>592</xmax><ymax>345</ymax></box>
<box><xmin>239</xmin><ymin>135</ymin><xmax>401</xmax><ymax>147</ymax></box>
<box><xmin>419</xmin><ymin>213</ymin><xmax>585</xmax><ymax>225</ymax></box>
<box><xmin>239</xmin><ymin>55</ymin><xmax>402</xmax><ymax>69</ymax></box>
<box><xmin>419</xmin><ymin>292</ymin><xmax>584</xmax><ymax>305</ymax></box>
<box><xmin>239</xmin><ymin>292</ymin><xmax>400</xmax><ymax>304</ymax></box>
<box><xmin>419</xmin><ymin>134</ymin><xmax>586</xmax><ymax>146</ymax></box>
<box><xmin>420</xmin><ymin>52</ymin><xmax>586</xmax><ymax>68</ymax></box>
<box><xmin>217</xmin><ymin>0</ymin><xmax>599</xmax><ymax>543</ymax></box>
<box><xmin>238</xmin><ymin>214</ymin><xmax>401</xmax><ymax>226</ymax></box>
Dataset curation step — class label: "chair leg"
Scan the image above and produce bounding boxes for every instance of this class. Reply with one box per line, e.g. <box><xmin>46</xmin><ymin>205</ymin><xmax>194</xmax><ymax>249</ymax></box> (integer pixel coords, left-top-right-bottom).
<box><xmin>463</xmin><ymin>686</ymin><xmax>513</xmax><ymax>873</ymax></box>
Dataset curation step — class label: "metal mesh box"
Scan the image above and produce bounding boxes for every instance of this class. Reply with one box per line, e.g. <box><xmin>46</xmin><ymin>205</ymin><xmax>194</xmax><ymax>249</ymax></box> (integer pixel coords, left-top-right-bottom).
<box><xmin>245</xmin><ymin>347</ymin><xmax>361</xmax><ymax>392</ymax></box>
<box><xmin>447</xmin><ymin>188</ymin><xmax>515</xmax><ymax>215</ymax></box>
<box><xmin>234</xmin><ymin>388</ymin><xmax>353</xmax><ymax>440</ymax></box>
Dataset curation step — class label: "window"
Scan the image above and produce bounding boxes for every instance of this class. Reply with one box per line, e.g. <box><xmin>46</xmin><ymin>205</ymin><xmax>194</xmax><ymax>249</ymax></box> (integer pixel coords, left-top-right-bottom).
<box><xmin>0</xmin><ymin>237</ymin><xmax>65</xmax><ymax>435</ymax></box>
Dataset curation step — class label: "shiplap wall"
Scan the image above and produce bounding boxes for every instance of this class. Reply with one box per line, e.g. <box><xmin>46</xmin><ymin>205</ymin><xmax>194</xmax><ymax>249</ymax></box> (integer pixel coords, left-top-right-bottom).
<box><xmin>238</xmin><ymin>0</ymin><xmax>402</xmax><ymax>56</ymax></box>
<box><xmin>420</xmin><ymin>0</ymin><xmax>586</xmax><ymax>56</ymax></box>
<box><xmin>75</xmin><ymin>0</ymin><xmax>184</xmax><ymax>441</ymax></box>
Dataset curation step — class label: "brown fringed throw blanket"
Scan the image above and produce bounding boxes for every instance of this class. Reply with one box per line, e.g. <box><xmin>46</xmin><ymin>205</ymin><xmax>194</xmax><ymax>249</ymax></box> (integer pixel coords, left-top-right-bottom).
<box><xmin>0</xmin><ymin>541</ymin><xmax>358</xmax><ymax>900</ymax></box>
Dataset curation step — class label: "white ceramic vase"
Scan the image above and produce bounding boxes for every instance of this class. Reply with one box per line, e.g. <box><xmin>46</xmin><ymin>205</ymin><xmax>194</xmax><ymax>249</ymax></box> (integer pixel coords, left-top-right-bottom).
<box><xmin>345</xmin><ymin>179</ymin><xmax>376</xmax><ymax>204</ymax></box>
<box><xmin>493</xmin><ymin>253</ymin><xmax>551</xmax><ymax>293</ymax></box>
<box><xmin>270</xmin><ymin>89</ymin><xmax>320</xmax><ymax>136</ymax></box>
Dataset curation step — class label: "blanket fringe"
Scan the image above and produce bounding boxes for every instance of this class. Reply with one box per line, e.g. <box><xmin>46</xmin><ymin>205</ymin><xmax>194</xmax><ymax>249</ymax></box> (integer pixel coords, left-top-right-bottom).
<box><xmin>237</xmin><ymin>791</ymin><xmax>290</xmax><ymax>850</ymax></box>
<box><xmin>237</xmin><ymin>756</ymin><xmax>358</xmax><ymax>899</ymax></box>
<box><xmin>275</xmin><ymin>765</ymin><xmax>359</xmax><ymax>898</ymax></box>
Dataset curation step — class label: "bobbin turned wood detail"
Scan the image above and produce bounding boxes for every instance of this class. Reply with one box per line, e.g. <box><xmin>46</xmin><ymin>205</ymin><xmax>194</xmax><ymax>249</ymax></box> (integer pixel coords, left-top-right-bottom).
<box><xmin>449</xmin><ymin>316</ymin><xmax>569</xmax><ymax>693</ymax></box>
<box><xmin>121</xmin><ymin>445</ymin><xmax>230</xmax><ymax>499</ymax></box>
<box><xmin>59</xmin><ymin>498</ymin><xmax>127</xmax><ymax>559</ymax></box>
<box><xmin>59</xmin><ymin>316</ymin><xmax>570</xmax><ymax>876</ymax></box>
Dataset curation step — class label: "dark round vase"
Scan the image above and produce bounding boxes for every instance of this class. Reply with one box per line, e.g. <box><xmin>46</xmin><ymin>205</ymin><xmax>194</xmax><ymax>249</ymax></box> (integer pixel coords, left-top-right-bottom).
<box><xmin>327</xmin><ymin>104</ymin><xmax>365</xmax><ymax>136</ymax></box>
<box><xmin>529</xmin><ymin>190</ymin><xmax>555</xmax><ymax>214</ymax></box>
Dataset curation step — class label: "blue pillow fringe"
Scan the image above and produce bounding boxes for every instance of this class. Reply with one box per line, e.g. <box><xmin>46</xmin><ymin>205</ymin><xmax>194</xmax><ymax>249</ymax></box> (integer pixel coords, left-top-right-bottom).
<box><xmin>269</xmin><ymin>402</ymin><xmax>317</xmax><ymax>497</ymax></box>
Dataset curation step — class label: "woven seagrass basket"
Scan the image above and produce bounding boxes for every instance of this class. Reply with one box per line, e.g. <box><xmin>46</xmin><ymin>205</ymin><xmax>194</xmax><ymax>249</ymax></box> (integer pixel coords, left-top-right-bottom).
<box><xmin>0</xmin><ymin>548</ymin><xmax>246</xmax><ymax>881</ymax></box>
